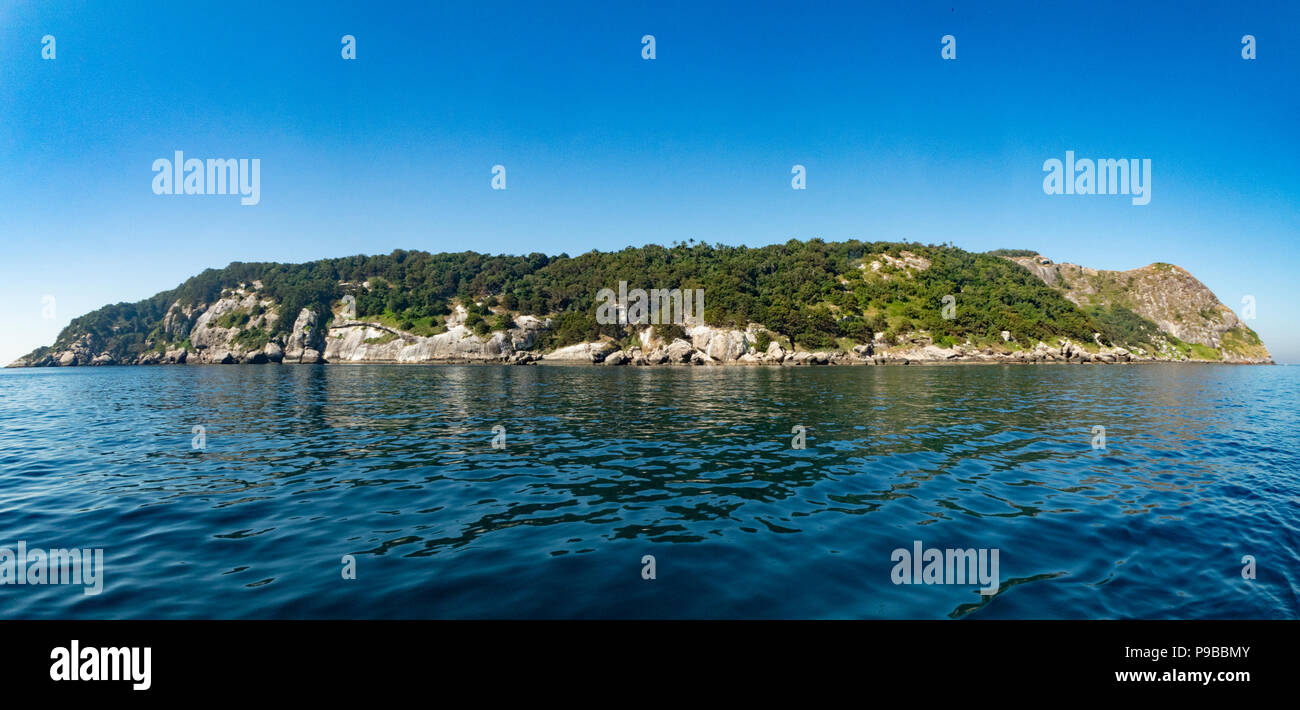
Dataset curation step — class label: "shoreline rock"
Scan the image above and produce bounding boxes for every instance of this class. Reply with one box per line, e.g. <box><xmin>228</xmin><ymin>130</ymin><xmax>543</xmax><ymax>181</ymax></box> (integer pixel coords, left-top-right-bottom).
<box><xmin>7</xmin><ymin>288</ymin><xmax>1273</xmax><ymax>369</ymax></box>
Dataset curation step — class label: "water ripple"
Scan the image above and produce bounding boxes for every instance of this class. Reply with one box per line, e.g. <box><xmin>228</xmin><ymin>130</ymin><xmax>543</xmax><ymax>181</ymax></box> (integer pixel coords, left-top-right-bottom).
<box><xmin>0</xmin><ymin>363</ymin><xmax>1296</xmax><ymax>618</ymax></box>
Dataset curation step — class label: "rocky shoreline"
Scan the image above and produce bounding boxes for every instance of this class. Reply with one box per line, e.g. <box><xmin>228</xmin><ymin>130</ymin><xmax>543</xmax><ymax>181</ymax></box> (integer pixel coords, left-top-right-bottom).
<box><xmin>11</xmin><ymin>245</ymin><xmax>1277</xmax><ymax>370</ymax></box>
<box><xmin>9</xmin><ymin>320</ymin><xmax>1262</xmax><ymax>369</ymax></box>
<box><xmin>9</xmin><ymin>274</ymin><xmax>1274</xmax><ymax>370</ymax></box>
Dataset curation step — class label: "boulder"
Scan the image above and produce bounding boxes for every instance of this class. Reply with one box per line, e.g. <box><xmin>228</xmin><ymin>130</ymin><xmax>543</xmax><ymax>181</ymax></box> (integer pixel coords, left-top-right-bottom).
<box><xmin>788</xmin><ymin>351</ymin><xmax>813</xmax><ymax>365</ymax></box>
<box><xmin>1060</xmin><ymin>340</ymin><xmax>1084</xmax><ymax>361</ymax></box>
<box><xmin>920</xmin><ymin>345</ymin><xmax>960</xmax><ymax>361</ymax></box>
<box><xmin>546</xmin><ymin>340</ymin><xmax>617</xmax><ymax>363</ymax></box>
<box><xmin>687</xmin><ymin>325</ymin><xmax>749</xmax><ymax>362</ymax></box>
<box><xmin>664</xmin><ymin>338</ymin><xmax>695</xmax><ymax>363</ymax></box>
<box><xmin>644</xmin><ymin>347</ymin><xmax>670</xmax><ymax>364</ymax></box>
<box><xmin>509</xmin><ymin>351</ymin><xmax>539</xmax><ymax>365</ymax></box>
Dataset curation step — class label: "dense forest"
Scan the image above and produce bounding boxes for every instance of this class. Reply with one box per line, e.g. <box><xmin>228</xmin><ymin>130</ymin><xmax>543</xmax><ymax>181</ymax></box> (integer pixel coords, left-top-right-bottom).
<box><xmin>26</xmin><ymin>239</ymin><xmax>1161</xmax><ymax>362</ymax></box>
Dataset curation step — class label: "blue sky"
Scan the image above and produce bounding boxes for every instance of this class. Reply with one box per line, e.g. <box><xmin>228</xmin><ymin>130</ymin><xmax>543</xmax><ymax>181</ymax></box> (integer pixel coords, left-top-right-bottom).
<box><xmin>2</xmin><ymin>0</ymin><xmax>1297</xmax><ymax>363</ymax></box>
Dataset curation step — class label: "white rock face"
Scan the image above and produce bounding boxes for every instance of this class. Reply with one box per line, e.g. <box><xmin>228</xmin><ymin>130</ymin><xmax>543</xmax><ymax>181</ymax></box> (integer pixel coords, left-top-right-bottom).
<box><xmin>162</xmin><ymin>301</ymin><xmax>202</xmax><ymax>340</ymax></box>
<box><xmin>918</xmin><ymin>345</ymin><xmax>960</xmax><ymax>360</ymax></box>
<box><xmin>509</xmin><ymin>315</ymin><xmax>551</xmax><ymax>350</ymax></box>
<box><xmin>545</xmin><ymin>341</ymin><xmax>617</xmax><ymax>362</ymax></box>
<box><xmin>638</xmin><ymin>327</ymin><xmax>659</xmax><ymax>351</ymax></box>
<box><xmin>188</xmin><ymin>290</ymin><xmax>278</xmax><ymax>358</ymax></box>
<box><xmin>323</xmin><ymin>324</ymin><xmax>405</xmax><ymax>362</ymax></box>
<box><xmin>444</xmin><ymin>304</ymin><xmax>469</xmax><ymax>328</ymax></box>
<box><xmin>284</xmin><ymin>308</ymin><xmax>324</xmax><ymax>362</ymax></box>
<box><xmin>321</xmin><ymin>323</ymin><xmax>517</xmax><ymax>362</ymax></box>
<box><xmin>687</xmin><ymin>325</ymin><xmax>750</xmax><ymax>362</ymax></box>
<box><xmin>664</xmin><ymin>338</ymin><xmax>695</xmax><ymax>363</ymax></box>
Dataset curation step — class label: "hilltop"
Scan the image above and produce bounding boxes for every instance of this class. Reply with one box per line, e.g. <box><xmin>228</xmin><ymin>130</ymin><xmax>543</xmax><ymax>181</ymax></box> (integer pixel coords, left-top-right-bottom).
<box><xmin>8</xmin><ymin>240</ymin><xmax>1271</xmax><ymax>368</ymax></box>
<box><xmin>1002</xmin><ymin>253</ymin><xmax>1269</xmax><ymax>363</ymax></box>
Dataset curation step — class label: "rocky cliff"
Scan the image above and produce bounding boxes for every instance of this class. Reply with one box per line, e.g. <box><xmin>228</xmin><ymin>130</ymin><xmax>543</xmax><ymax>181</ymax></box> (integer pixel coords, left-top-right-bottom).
<box><xmin>1004</xmin><ymin>255</ymin><xmax>1270</xmax><ymax>363</ymax></box>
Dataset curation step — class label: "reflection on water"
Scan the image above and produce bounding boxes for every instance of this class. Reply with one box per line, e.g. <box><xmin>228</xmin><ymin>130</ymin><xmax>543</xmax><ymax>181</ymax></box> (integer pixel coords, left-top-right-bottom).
<box><xmin>0</xmin><ymin>363</ymin><xmax>1297</xmax><ymax>618</ymax></box>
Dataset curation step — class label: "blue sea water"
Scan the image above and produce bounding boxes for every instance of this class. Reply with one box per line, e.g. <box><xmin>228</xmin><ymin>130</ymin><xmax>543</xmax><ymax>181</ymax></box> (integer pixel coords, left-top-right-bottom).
<box><xmin>0</xmin><ymin>363</ymin><xmax>1296</xmax><ymax>619</ymax></box>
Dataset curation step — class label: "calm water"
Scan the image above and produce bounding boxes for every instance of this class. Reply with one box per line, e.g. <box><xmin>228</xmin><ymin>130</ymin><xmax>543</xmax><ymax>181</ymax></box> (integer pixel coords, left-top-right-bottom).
<box><xmin>1</xmin><ymin>363</ymin><xmax>1297</xmax><ymax>619</ymax></box>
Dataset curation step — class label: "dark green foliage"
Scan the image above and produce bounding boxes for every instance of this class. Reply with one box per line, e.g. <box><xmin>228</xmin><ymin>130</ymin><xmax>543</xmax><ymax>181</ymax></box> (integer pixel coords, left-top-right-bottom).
<box><xmin>985</xmin><ymin>248</ymin><xmax>1038</xmax><ymax>257</ymax></box>
<box><xmin>652</xmin><ymin>323</ymin><xmax>688</xmax><ymax>343</ymax></box>
<box><xmin>213</xmin><ymin>310</ymin><xmax>250</xmax><ymax>329</ymax></box>
<box><xmin>233</xmin><ymin>326</ymin><xmax>270</xmax><ymax>351</ymax></box>
<box><xmin>491</xmin><ymin>312</ymin><xmax>515</xmax><ymax>332</ymax></box>
<box><xmin>1086</xmin><ymin>304</ymin><xmax>1162</xmax><ymax>347</ymax></box>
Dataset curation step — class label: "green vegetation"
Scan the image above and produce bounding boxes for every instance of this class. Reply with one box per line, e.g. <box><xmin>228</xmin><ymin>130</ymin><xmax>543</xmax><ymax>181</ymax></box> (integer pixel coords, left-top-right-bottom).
<box><xmin>22</xmin><ymin>239</ymin><xmax>1255</xmax><ymax>363</ymax></box>
<box><xmin>1085</xmin><ymin>304</ymin><xmax>1161</xmax><ymax>348</ymax></box>
<box><xmin>462</xmin><ymin>302</ymin><xmax>492</xmax><ymax>336</ymax></box>
<box><xmin>1187</xmin><ymin>343</ymin><xmax>1222</xmax><ymax>360</ymax></box>
<box><xmin>367</xmin><ymin>309</ymin><xmax>443</xmax><ymax>337</ymax></box>
<box><xmin>651</xmin><ymin>323</ymin><xmax>688</xmax><ymax>344</ymax></box>
<box><xmin>233</xmin><ymin>326</ymin><xmax>270</xmax><ymax>351</ymax></box>
<box><xmin>213</xmin><ymin>309</ymin><xmax>251</xmax><ymax>329</ymax></box>
<box><xmin>984</xmin><ymin>248</ymin><xmax>1038</xmax><ymax>257</ymax></box>
<box><xmin>491</xmin><ymin>312</ymin><xmax>515</xmax><ymax>332</ymax></box>
<box><xmin>1220</xmin><ymin>325</ymin><xmax>1268</xmax><ymax>360</ymax></box>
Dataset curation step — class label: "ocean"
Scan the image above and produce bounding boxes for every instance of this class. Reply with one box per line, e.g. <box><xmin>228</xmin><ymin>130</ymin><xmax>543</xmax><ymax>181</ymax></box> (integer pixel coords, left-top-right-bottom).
<box><xmin>1</xmin><ymin>363</ymin><xmax>1296</xmax><ymax>619</ymax></box>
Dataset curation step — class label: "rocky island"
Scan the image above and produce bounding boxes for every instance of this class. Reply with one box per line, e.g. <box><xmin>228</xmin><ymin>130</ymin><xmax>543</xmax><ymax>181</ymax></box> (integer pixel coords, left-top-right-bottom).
<box><xmin>8</xmin><ymin>241</ymin><xmax>1272</xmax><ymax>368</ymax></box>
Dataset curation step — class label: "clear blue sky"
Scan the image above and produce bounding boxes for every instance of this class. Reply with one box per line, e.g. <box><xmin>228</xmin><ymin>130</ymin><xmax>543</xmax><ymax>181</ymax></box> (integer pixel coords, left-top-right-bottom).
<box><xmin>2</xmin><ymin>0</ymin><xmax>1298</xmax><ymax>363</ymax></box>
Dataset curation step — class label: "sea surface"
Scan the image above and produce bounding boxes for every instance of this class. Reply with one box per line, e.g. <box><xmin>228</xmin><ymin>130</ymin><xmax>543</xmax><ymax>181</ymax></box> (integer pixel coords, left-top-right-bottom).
<box><xmin>0</xmin><ymin>363</ymin><xmax>1297</xmax><ymax>619</ymax></box>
